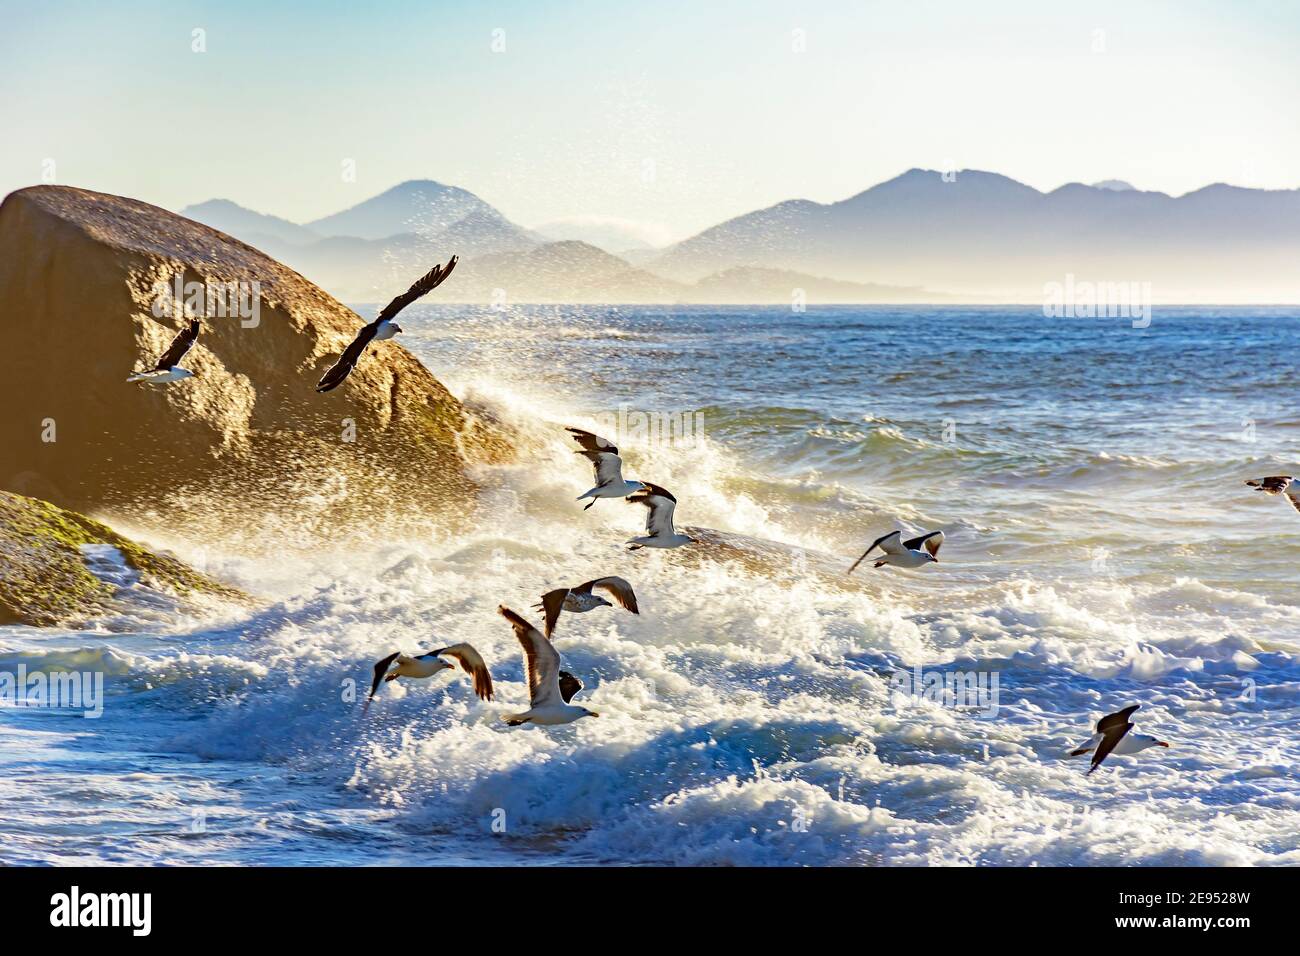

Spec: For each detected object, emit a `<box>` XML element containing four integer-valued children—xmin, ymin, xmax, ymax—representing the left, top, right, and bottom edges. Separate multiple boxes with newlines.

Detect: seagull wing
<box><xmin>539</xmin><ymin>588</ymin><xmax>569</xmax><ymax>638</ymax></box>
<box><xmin>567</xmin><ymin>427</ymin><xmax>618</xmax><ymax>455</ymax></box>
<box><xmin>903</xmin><ymin>530</ymin><xmax>944</xmax><ymax>557</ymax></box>
<box><xmin>1087</xmin><ymin>705</ymin><xmax>1140</xmax><ymax>774</ymax></box>
<box><xmin>558</xmin><ymin>670</ymin><xmax>583</xmax><ymax>704</ymax></box>
<box><xmin>1087</xmin><ymin>721</ymin><xmax>1135</xmax><ymax>775</ymax></box>
<box><xmin>1246</xmin><ymin>476</ymin><xmax>1300</xmax><ymax>513</ymax></box>
<box><xmin>627</xmin><ymin>483</ymin><xmax>677</xmax><ymax>537</ymax></box>
<box><xmin>316</xmin><ymin>323</ymin><xmax>379</xmax><ymax>393</ymax></box>
<box><xmin>1095</xmin><ymin>704</ymin><xmax>1141</xmax><ymax>734</ymax></box>
<box><xmin>431</xmin><ymin>642</ymin><xmax>494</xmax><ymax>701</ymax></box>
<box><xmin>368</xmin><ymin>651</ymin><xmax>401</xmax><ymax>700</ymax></box>
<box><xmin>582</xmin><ymin>577</ymin><xmax>639</xmax><ymax>615</ymax></box>
<box><xmin>498</xmin><ymin>606</ymin><xmax>564</xmax><ymax>708</ymax></box>
<box><xmin>848</xmin><ymin>530</ymin><xmax>903</xmax><ymax>574</ymax></box>
<box><xmin>580</xmin><ymin>450</ymin><xmax>624</xmax><ymax>487</ymax></box>
<box><xmin>375</xmin><ymin>256</ymin><xmax>458</xmax><ymax>324</ymax></box>
<box><xmin>150</xmin><ymin>319</ymin><xmax>201</xmax><ymax>371</ymax></box>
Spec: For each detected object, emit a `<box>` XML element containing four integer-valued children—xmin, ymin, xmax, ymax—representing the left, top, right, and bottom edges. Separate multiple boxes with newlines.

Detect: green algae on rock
<box><xmin>0</xmin><ymin>491</ymin><xmax>246</xmax><ymax>627</ymax></box>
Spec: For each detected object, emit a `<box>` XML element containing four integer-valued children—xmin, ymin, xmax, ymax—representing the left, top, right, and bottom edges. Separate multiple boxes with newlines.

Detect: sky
<box><xmin>2</xmin><ymin>0</ymin><xmax>1298</xmax><ymax>243</ymax></box>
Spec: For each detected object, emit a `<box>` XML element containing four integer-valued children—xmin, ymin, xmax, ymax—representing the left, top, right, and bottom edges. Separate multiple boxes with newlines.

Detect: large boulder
<box><xmin>0</xmin><ymin>186</ymin><xmax>509</xmax><ymax>544</ymax></box>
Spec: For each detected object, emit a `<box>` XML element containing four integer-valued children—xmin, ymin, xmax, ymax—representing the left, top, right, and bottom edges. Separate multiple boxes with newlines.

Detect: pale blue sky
<box><xmin>2</xmin><ymin>0</ymin><xmax>1297</xmax><ymax>241</ymax></box>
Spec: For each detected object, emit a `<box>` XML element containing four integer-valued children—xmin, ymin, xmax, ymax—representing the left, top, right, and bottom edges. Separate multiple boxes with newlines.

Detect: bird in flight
<box><xmin>127</xmin><ymin>318</ymin><xmax>201</xmax><ymax>384</ymax></box>
<box><xmin>1068</xmin><ymin>704</ymin><xmax>1170</xmax><ymax>775</ymax></box>
<box><xmin>366</xmin><ymin>642</ymin><xmax>493</xmax><ymax>709</ymax></box>
<box><xmin>568</xmin><ymin>427</ymin><xmax>644</xmax><ymax>509</ymax></box>
<box><xmin>1244</xmin><ymin>475</ymin><xmax>1300</xmax><ymax>514</ymax></box>
<box><xmin>498</xmin><ymin>606</ymin><xmax>599</xmax><ymax>726</ymax></box>
<box><xmin>316</xmin><ymin>255</ymin><xmax>458</xmax><ymax>393</ymax></box>
<box><xmin>625</xmin><ymin>483</ymin><xmax>695</xmax><ymax>550</ymax></box>
<box><xmin>534</xmin><ymin>576</ymin><xmax>640</xmax><ymax>638</ymax></box>
<box><xmin>848</xmin><ymin>529</ymin><xmax>943</xmax><ymax>573</ymax></box>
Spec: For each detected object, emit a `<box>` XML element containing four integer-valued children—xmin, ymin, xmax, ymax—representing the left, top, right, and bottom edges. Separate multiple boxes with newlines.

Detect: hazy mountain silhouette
<box><xmin>180</xmin><ymin>198</ymin><xmax>321</xmax><ymax>247</ymax></box>
<box><xmin>650</xmin><ymin>168</ymin><xmax>1300</xmax><ymax>301</ymax></box>
<box><xmin>175</xmin><ymin>169</ymin><xmax>1300</xmax><ymax>303</ymax></box>
<box><xmin>304</xmin><ymin>179</ymin><xmax>507</xmax><ymax>240</ymax></box>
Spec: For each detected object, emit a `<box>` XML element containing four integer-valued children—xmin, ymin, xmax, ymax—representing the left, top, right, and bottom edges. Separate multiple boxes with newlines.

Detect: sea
<box><xmin>2</xmin><ymin>305</ymin><xmax>1298</xmax><ymax>866</ymax></box>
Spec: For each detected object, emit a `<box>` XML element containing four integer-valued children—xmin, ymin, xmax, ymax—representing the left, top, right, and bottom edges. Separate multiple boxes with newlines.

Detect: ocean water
<box><xmin>3</xmin><ymin>305</ymin><xmax>1299</xmax><ymax>866</ymax></box>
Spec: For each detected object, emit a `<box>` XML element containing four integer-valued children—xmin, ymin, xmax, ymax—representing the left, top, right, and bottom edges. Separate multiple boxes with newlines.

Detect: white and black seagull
<box><xmin>127</xmin><ymin>318</ymin><xmax>201</xmax><ymax>384</ymax></box>
<box><xmin>1245</xmin><ymin>475</ymin><xmax>1300</xmax><ymax>514</ymax></box>
<box><xmin>1068</xmin><ymin>704</ymin><xmax>1170</xmax><ymax>775</ymax></box>
<box><xmin>848</xmin><ymin>529</ymin><xmax>944</xmax><ymax>573</ymax></box>
<box><xmin>534</xmin><ymin>577</ymin><xmax>640</xmax><ymax>638</ymax></box>
<box><xmin>498</xmin><ymin>606</ymin><xmax>599</xmax><ymax>726</ymax></box>
<box><xmin>366</xmin><ymin>642</ymin><xmax>493</xmax><ymax>708</ymax></box>
<box><xmin>626</xmin><ymin>482</ymin><xmax>695</xmax><ymax>550</ymax></box>
<box><xmin>568</xmin><ymin>427</ymin><xmax>643</xmax><ymax>509</ymax></box>
<box><xmin>316</xmin><ymin>255</ymin><xmax>458</xmax><ymax>393</ymax></box>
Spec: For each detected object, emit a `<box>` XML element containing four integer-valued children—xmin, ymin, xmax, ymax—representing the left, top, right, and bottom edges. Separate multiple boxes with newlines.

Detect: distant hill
<box><xmin>533</xmin><ymin>217</ymin><xmax>660</xmax><ymax>254</ymax></box>
<box><xmin>649</xmin><ymin>168</ymin><xmax>1300</xmax><ymax>301</ymax></box>
<box><xmin>445</xmin><ymin>241</ymin><xmax>686</xmax><ymax>303</ymax></box>
<box><xmin>180</xmin><ymin>198</ymin><xmax>321</xmax><ymax>247</ymax></box>
<box><xmin>304</xmin><ymin>179</ymin><xmax>509</xmax><ymax>241</ymax></box>
<box><xmin>179</xmin><ymin>181</ymin><xmax>541</xmax><ymax>301</ymax></box>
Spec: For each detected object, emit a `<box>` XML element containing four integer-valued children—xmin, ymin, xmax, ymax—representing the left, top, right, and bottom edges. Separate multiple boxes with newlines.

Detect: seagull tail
<box><xmin>126</xmin><ymin>371</ymin><xmax>149</xmax><ymax>383</ymax></box>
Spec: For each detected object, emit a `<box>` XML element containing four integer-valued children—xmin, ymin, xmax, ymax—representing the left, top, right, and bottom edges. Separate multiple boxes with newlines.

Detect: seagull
<box><xmin>1245</xmin><ymin>476</ymin><xmax>1300</xmax><ymax>514</ymax></box>
<box><xmin>848</xmin><ymin>529</ymin><xmax>943</xmax><ymax>573</ymax></box>
<box><xmin>366</xmin><ymin>642</ymin><xmax>493</xmax><ymax>709</ymax></box>
<box><xmin>534</xmin><ymin>577</ymin><xmax>640</xmax><ymax>638</ymax></box>
<box><xmin>316</xmin><ymin>255</ymin><xmax>458</xmax><ymax>393</ymax></box>
<box><xmin>498</xmin><ymin>606</ymin><xmax>599</xmax><ymax>726</ymax></box>
<box><xmin>127</xmin><ymin>318</ymin><xmax>200</xmax><ymax>384</ymax></box>
<box><xmin>625</xmin><ymin>483</ymin><xmax>695</xmax><ymax>550</ymax></box>
<box><xmin>1068</xmin><ymin>704</ymin><xmax>1170</xmax><ymax>775</ymax></box>
<box><xmin>568</xmin><ymin>427</ymin><xmax>643</xmax><ymax>509</ymax></box>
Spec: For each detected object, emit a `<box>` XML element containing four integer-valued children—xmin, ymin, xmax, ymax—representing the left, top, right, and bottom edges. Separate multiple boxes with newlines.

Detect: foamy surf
<box><xmin>2</xmin><ymin>306</ymin><xmax>1299</xmax><ymax>866</ymax></box>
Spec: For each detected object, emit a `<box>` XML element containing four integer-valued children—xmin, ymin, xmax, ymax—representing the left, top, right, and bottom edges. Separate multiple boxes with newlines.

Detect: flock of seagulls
<box><xmin>126</xmin><ymin>259</ymin><xmax>1195</xmax><ymax>767</ymax></box>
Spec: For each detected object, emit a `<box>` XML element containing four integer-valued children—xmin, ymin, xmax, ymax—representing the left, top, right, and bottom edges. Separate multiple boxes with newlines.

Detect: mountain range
<box><xmin>179</xmin><ymin>171</ymin><xmax>1300</xmax><ymax>304</ymax></box>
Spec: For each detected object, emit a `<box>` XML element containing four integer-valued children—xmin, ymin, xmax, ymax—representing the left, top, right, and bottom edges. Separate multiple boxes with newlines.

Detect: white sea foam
<box><xmin>3</xmin><ymin>310</ymin><xmax>1299</xmax><ymax>866</ymax></box>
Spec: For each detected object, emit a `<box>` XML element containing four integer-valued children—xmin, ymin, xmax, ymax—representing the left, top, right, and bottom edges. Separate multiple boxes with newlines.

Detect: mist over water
<box><xmin>3</xmin><ymin>306</ymin><xmax>1299</xmax><ymax>866</ymax></box>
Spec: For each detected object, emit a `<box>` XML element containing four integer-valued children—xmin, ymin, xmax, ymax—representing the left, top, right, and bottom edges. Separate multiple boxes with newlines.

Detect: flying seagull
<box><xmin>568</xmin><ymin>427</ymin><xmax>643</xmax><ymax>509</ymax></box>
<box><xmin>127</xmin><ymin>318</ymin><xmax>201</xmax><ymax>384</ymax></box>
<box><xmin>1068</xmin><ymin>704</ymin><xmax>1170</xmax><ymax>775</ymax></box>
<box><xmin>534</xmin><ymin>576</ymin><xmax>640</xmax><ymax>638</ymax></box>
<box><xmin>498</xmin><ymin>606</ymin><xmax>599</xmax><ymax>726</ymax></box>
<box><xmin>626</xmin><ymin>482</ymin><xmax>695</xmax><ymax>550</ymax></box>
<box><xmin>366</xmin><ymin>642</ymin><xmax>493</xmax><ymax>709</ymax></box>
<box><xmin>848</xmin><ymin>529</ymin><xmax>943</xmax><ymax>573</ymax></box>
<box><xmin>1245</xmin><ymin>476</ymin><xmax>1300</xmax><ymax>514</ymax></box>
<box><xmin>316</xmin><ymin>255</ymin><xmax>458</xmax><ymax>393</ymax></box>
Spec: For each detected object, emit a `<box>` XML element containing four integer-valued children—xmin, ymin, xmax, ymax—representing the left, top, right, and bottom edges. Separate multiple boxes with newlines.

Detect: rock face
<box><xmin>0</xmin><ymin>186</ymin><xmax>509</xmax><ymax>543</ymax></box>
<box><xmin>0</xmin><ymin>491</ymin><xmax>244</xmax><ymax>626</ymax></box>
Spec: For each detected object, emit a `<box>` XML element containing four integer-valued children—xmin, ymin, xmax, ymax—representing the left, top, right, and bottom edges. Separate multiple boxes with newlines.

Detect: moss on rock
<box><xmin>0</xmin><ymin>490</ymin><xmax>246</xmax><ymax>627</ymax></box>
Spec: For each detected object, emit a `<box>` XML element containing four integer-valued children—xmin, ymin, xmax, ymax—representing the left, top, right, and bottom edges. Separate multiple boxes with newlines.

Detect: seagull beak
<box><xmin>1157</xmin><ymin>741</ymin><xmax>1170</xmax><ymax>747</ymax></box>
